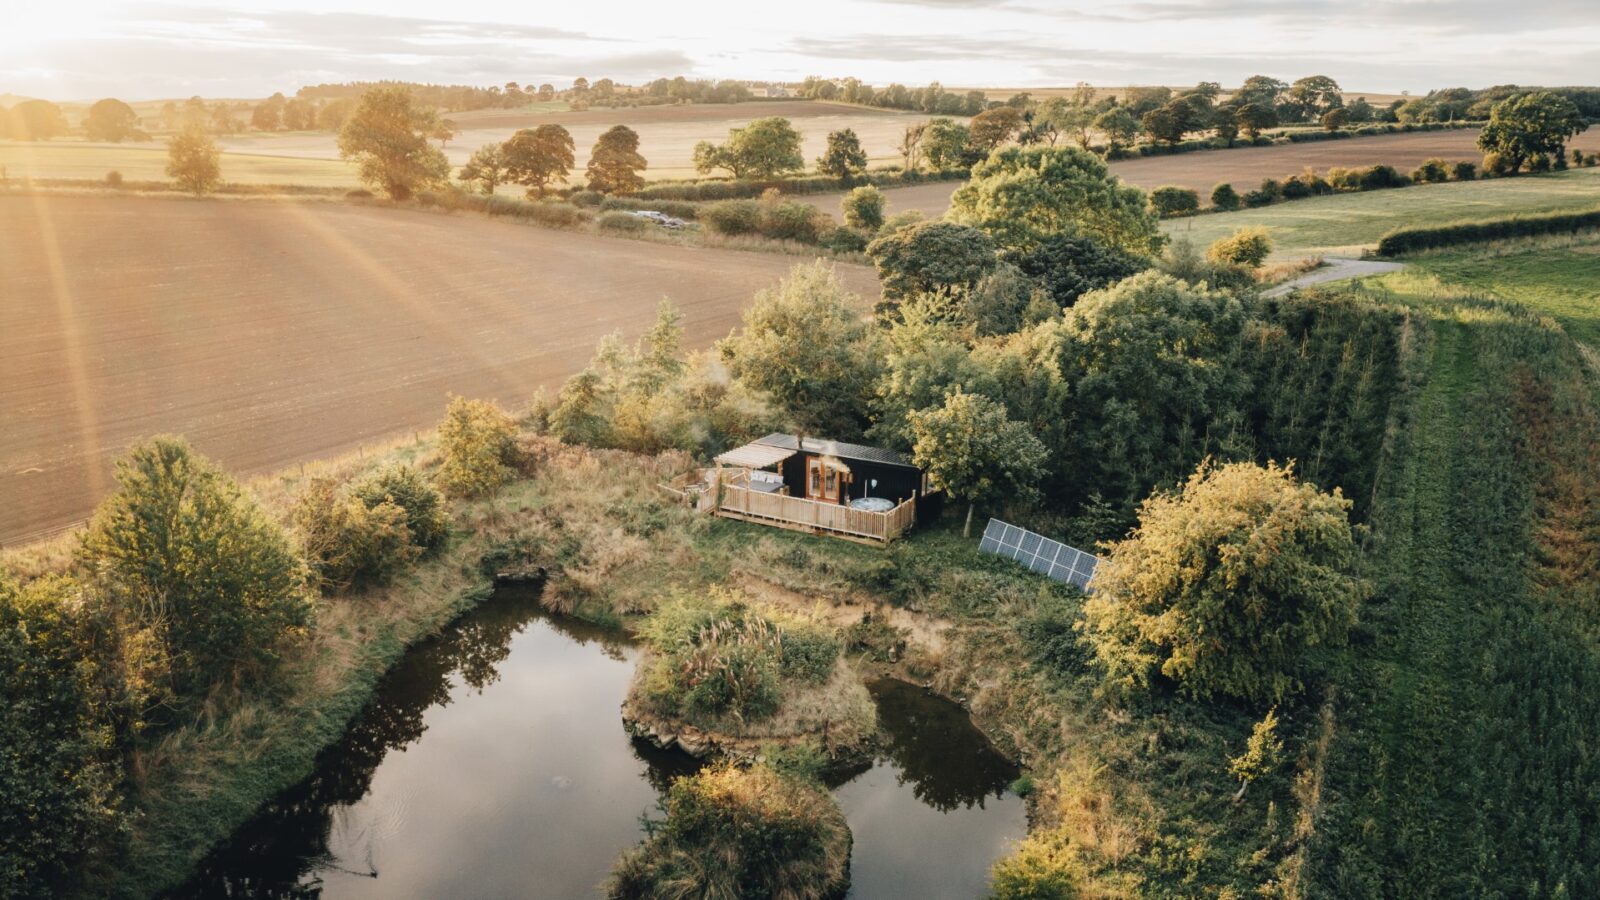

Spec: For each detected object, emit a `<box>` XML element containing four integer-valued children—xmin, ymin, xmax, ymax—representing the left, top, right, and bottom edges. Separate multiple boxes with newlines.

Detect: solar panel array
<box><xmin>978</xmin><ymin>519</ymin><xmax>1101</xmax><ymax>591</ymax></box>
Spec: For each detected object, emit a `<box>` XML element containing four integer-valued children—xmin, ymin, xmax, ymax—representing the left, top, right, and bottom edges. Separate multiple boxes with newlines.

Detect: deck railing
<box><xmin>707</xmin><ymin>469</ymin><xmax>915</xmax><ymax>544</ymax></box>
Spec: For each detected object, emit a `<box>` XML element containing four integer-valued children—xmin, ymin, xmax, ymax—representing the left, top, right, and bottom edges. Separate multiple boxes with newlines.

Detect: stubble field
<box><xmin>0</xmin><ymin>193</ymin><xmax>879</xmax><ymax>544</ymax></box>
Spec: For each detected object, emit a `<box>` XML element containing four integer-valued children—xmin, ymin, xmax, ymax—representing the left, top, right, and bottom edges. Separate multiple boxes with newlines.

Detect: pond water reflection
<box><xmin>173</xmin><ymin>586</ymin><xmax>1024</xmax><ymax>899</ymax></box>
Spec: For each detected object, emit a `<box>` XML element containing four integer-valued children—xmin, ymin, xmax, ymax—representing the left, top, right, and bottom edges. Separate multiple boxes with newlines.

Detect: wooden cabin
<box><xmin>701</xmin><ymin>433</ymin><xmax>937</xmax><ymax>544</ymax></box>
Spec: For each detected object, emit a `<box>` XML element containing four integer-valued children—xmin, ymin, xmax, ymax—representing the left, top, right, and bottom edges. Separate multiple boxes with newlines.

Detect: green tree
<box><xmin>969</xmin><ymin>106</ymin><xmax>1025</xmax><ymax>152</ymax></box>
<box><xmin>865</xmin><ymin>220</ymin><xmax>998</xmax><ymax>302</ymax></box>
<box><xmin>719</xmin><ymin>262</ymin><xmax>881</xmax><ymax>439</ymax></box>
<box><xmin>1093</xmin><ymin>106</ymin><xmax>1140</xmax><ymax>154</ymax></box>
<box><xmin>908</xmin><ymin>390</ymin><xmax>1048</xmax><ymax>536</ymax></box>
<box><xmin>251</xmin><ymin>93</ymin><xmax>286</xmax><ymax>131</ymax></box>
<box><xmin>166</xmin><ymin>127</ymin><xmax>222</xmax><ymax>195</ymax></box>
<box><xmin>585</xmin><ymin>124</ymin><xmax>647</xmax><ymax>194</ymax></box>
<box><xmin>7</xmin><ymin>99</ymin><xmax>68</xmax><ymax>141</ymax></box>
<box><xmin>336</xmin><ymin>87</ymin><xmax>450</xmax><ymax>200</ymax></box>
<box><xmin>1321</xmin><ymin>107</ymin><xmax>1351</xmax><ymax>131</ymax></box>
<box><xmin>84</xmin><ymin>98</ymin><xmax>140</xmax><ymax>142</ymax></box>
<box><xmin>0</xmin><ymin>574</ymin><xmax>125</xmax><ymax>897</ymax></box>
<box><xmin>77</xmin><ymin>437</ymin><xmax>311</xmax><ymax>700</ymax></box>
<box><xmin>1234</xmin><ymin>101</ymin><xmax>1278</xmax><ymax>139</ymax></box>
<box><xmin>1206</xmin><ymin>226</ymin><xmax>1273</xmax><ymax>268</ymax></box>
<box><xmin>458</xmin><ymin>143</ymin><xmax>508</xmax><ymax>194</ymax></box>
<box><xmin>948</xmin><ymin>145</ymin><xmax>1163</xmax><ymax>255</ymax></box>
<box><xmin>1082</xmin><ymin>460</ymin><xmax>1366</xmax><ymax>702</ymax></box>
<box><xmin>922</xmin><ymin>117</ymin><xmax>972</xmax><ymax>170</ymax></box>
<box><xmin>1053</xmin><ymin>272</ymin><xmax>1250</xmax><ymax>506</ymax></box>
<box><xmin>816</xmin><ymin>128</ymin><xmax>868</xmax><ymax>179</ymax></box>
<box><xmin>503</xmin><ymin>124</ymin><xmax>575</xmax><ymax>197</ymax></box>
<box><xmin>1210</xmin><ymin>182</ymin><xmax>1242</xmax><ymax>210</ymax></box>
<box><xmin>436</xmin><ymin>397</ymin><xmax>521</xmax><ymax>497</ymax></box>
<box><xmin>1288</xmin><ymin>75</ymin><xmax>1344</xmax><ymax>120</ymax></box>
<box><xmin>1004</xmin><ymin>233</ymin><xmax>1147</xmax><ymax>309</ymax></box>
<box><xmin>841</xmin><ymin>184</ymin><xmax>885</xmax><ymax>231</ymax></box>
<box><xmin>1477</xmin><ymin>91</ymin><xmax>1587</xmax><ymax>174</ymax></box>
<box><xmin>693</xmin><ymin>117</ymin><xmax>804</xmax><ymax>179</ymax></box>
<box><xmin>1234</xmin><ymin>75</ymin><xmax>1288</xmax><ymax>110</ymax></box>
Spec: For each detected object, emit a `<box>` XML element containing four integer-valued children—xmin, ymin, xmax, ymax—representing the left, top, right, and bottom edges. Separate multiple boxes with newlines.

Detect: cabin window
<box><xmin>825</xmin><ymin>469</ymin><xmax>837</xmax><ymax>497</ymax></box>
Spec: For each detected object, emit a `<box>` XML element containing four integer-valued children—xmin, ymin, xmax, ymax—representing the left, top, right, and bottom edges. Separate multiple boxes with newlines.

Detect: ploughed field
<box><xmin>0</xmin><ymin>194</ymin><xmax>878</xmax><ymax>545</ymax></box>
<box><xmin>809</xmin><ymin>127</ymin><xmax>1490</xmax><ymax>219</ymax></box>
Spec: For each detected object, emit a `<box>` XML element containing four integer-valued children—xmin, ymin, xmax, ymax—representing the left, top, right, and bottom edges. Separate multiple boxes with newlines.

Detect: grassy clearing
<box><xmin>0</xmin><ymin>140</ymin><xmax>360</xmax><ymax>187</ymax></box>
<box><xmin>1392</xmin><ymin>232</ymin><xmax>1600</xmax><ymax>346</ymax></box>
<box><xmin>1161</xmin><ymin>168</ymin><xmax>1600</xmax><ymax>256</ymax></box>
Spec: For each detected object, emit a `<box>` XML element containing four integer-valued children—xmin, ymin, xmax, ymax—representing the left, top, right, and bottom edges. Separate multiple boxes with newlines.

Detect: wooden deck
<box><xmin>701</xmin><ymin>469</ymin><xmax>916</xmax><ymax>545</ymax></box>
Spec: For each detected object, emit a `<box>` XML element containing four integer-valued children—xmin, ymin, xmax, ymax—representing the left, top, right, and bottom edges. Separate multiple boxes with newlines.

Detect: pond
<box><xmin>173</xmin><ymin>585</ymin><xmax>1026</xmax><ymax>899</ymax></box>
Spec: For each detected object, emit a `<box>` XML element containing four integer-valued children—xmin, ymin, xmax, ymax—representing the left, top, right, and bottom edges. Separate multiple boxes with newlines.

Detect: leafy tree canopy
<box><xmin>909</xmin><ymin>389</ymin><xmax>1048</xmax><ymax>536</ymax></box>
<box><xmin>503</xmin><ymin>123</ymin><xmax>576</xmax><ymax>197</ymax></box>
<box><xmin>84</xmin><ymin>98</ymin><xmax>140</xmax><ymax>142</ymax></box>
<box><xmin>336</xmin><ymin>86</ymin><xmax>450</xmax><ymax>200</ymax></box>
<box><xmin>1477</xmin><ymin>91</ymin><xmax>1588</xmax><ymax>173</ymax></box>
<box><xmin>1082</xmin><ymin>459</ymin><xmax>1367</xmax><ymax>702</ymax></box>
<box><xmin>948</xmin><ymin>145</ymin><xmax>1164</xmax><ymax>256</ymax></box>
<box><xmin>866</xmin><ymin>220</ymin><xmax>998</xmax><ymax>302</ymax></box>
<box><xmin>585</xmin><ymin>124</ymin><xmax>647</xmax><ymax>194</ymax></box>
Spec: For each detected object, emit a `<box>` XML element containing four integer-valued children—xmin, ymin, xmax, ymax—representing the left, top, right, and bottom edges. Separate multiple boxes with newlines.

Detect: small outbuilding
<box><xmin>699</xmin><ymin>432</ymin><xmax>939</xmax><ymax>544</ymax></box>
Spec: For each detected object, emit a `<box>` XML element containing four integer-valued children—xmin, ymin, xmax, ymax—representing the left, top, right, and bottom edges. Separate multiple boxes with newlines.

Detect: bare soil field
<box><xmin>807</xmin><ymin>128</ymin><xmax>1487</xmax><ymax>219</ymax></box>
<box><xmin>0</xmin><ymin>193</ymin><xmax>878</xmax><ymax>545</ymax></box>
<box><xmin>214</xmin><ymin>100</ymin><xmax>935</xmax><ymax>181</ymax></box>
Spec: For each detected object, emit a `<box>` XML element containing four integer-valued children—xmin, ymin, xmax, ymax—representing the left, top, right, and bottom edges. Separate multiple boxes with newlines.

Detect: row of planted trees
<box><xmin>0</xmin><ymin>396</ymin><xmax>532</xmax><ymax>895</ymax></box>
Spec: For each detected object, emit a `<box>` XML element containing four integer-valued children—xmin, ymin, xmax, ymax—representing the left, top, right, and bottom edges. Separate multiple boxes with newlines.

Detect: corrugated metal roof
<box><xmin>754</xmin><ymin>433</ymin><xmax>917</xmax><ymax>469</ymax></box>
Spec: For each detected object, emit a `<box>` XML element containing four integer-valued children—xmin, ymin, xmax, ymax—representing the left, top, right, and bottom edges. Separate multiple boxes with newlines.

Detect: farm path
<box><xmin>0</xmin><ymin>194</ymin><xmax>878</xmax><ymax>546</ymax></box>
<box><xmin>1262</xmin><ymin>258</ymin><xmax>1406</xmax><ymax>297</ymax></box>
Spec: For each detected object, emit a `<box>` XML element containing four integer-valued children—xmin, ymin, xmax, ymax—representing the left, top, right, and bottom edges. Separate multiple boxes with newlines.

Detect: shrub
<box><xmin>104</xmin><ymin>170</ymin><xmax>123</xmax><ymax>188</ymax></box>
<box><xmin>607</xmin><ymin>764</ymin><xmax>851</xmax><ymax>900</ymax></box>
<box><xmin>0</xmin><ymin>574</ymin><xmax>125</xmax><ymax>896</ymax></box>
<box><xmin>351</xmin><ymin>464</ymin><xmax>449</xmax><ymax>553</ymax></box>
<box><xmin>77</xmin><ymin>437</ymin><xmax>311</xmax><ymax>699</ymax></box>
<box><xmin>1326</xmin><ymin>166</ymin><xmax>1361</xmax><ymax>191</ymax></box>
<box><xmin>760</xmin><ymin>198</ymin><xmax>827</xmax><ymax>243</ymax></box>
<box><xmin>345</xmin><ymin>188</ymin><xmax>374</xmax><ymax>199</ymax></box>
<box><xmin>1359</xmin><ymin>164</ymin><xmax>1409</xmax><ymax>190</ymax></box>
<box><xmin>1242</xmin><ymin>188</ymin><xmax>1278</xmax><ymax>208</ymax></box>
<box><xmin>1280</xmin><ymin>176</ymin><xmax>1312</xmax><ymax>199</ymax></box>
<box><xmin>1412</xmin><ymin>157</ymin><xmax>1450</xmax><ymax>183</ymax></box>
<box><xmin>701</xmin><ymin>198</ymin><xmax>763</xmax><ymax>235</ymax></box>
<box><xmin>293</xmin><ymin>477</ymin><xmax>419</xmax><ymax>593</ymax></box>
<box><xmin>436</xmin><ymin>397</ymin><xmax>521</xmax><ymax>497</ymax></box>
<box><xmin>597</xmin><ymin>210</ymin><xmax>648</xmax><ymax>232</ymax></box>
<box><xmin>1210</xmin><ymin>182</ymin><xmax>1242</xmax><ymax>210</ymax></box>
<box><xmin>1375</xmin><ymin>205</ymin><xmax>1600</xmax><ymax>255</ymax></box>
<box><xmin>990</xmin><ymin>827</ymin><xmax>1086</xmax><ymax>900</ymax></box>
<box><xmin>819</xmin><ymin>225</ymin><xmax>871</xmax><ymax>254</ymax></box>
<box><xmin>1483</xmin><ymin>151</ymin><xmax>1515</xmax><ymax>177</ymax></box>
<box><xmin>840</xmin><ymin>184</ymin><xmax>885</xmax><ymax>231</ymax></box>
<box><xmin>569</xmin><ymin>189</ymin><xmax>603</xmax><ymax>207</ymax></box>
<box><xmin>1149</xmin><ymin>185</ymin><xmax>1200</xmax><ymax>218</ymax></box>
<box><xmin>1451</xmin><ymin>160</ymin><xmax>1478</xmax><ymax>181</ymax></box>
<box><xmin>1207</xmin><ymin>227</ymin><xmax>1273</xmax><ymax>268</ymax></box>
<box><xmin>1081</xmin><ymin>460</ymin><xmax>1366</xmax><ymax>702</ymax></box>
<box><xmin>779</xmin><ymin>623</ymin><xmax>842</xmax><ymax>684</ymax></box>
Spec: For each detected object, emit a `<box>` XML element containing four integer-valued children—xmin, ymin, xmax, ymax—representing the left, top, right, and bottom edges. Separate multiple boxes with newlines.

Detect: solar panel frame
<box><xmin>977</xmin><ymin>518</ymin><xmax>1101</xmax><ymax>591</ymax></box>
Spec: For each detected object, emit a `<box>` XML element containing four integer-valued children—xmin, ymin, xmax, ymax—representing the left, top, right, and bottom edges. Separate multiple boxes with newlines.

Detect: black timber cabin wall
<box><xmin>771</xmin><ymin>448</ymin><xmax>945</xmax><ymax>525</ymax></box>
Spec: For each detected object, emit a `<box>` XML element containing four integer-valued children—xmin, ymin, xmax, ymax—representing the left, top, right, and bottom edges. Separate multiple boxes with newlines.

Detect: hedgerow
<box><xmin>1375</xmin><ymin>206</ymin><xmax>1600</xmax><ymax>255</ymax></box>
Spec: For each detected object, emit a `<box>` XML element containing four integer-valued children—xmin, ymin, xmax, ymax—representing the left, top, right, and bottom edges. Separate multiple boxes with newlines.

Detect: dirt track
<box><xmin>808</xmin><ymin>128</ymin><xmax>1487</xmax><ymax>219</ymax></box>
<box><xmin>0</xmin><ymin>194</ymin><xmax>878</xmax><ymax>545</ymax></box>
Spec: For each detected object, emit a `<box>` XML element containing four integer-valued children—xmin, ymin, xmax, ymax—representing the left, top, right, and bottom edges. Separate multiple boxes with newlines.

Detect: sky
<box><xmin>3</xmin><ymin>0</ymin><xmax>1598</xmax><ymax>101</ymax></box>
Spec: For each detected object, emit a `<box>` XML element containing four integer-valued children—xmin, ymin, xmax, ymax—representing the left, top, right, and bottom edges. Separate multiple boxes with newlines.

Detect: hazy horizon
<box><xmin>4</xmin><ymin>0</ymin><xmax>1598</xmax><ymax>103</ymax></box>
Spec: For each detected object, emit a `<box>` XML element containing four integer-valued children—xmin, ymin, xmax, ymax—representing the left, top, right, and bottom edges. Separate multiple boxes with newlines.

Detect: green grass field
<box><xmin>1162</xmin><ymin>168</ymin><xmax>1600</xmax><ymax>257</ymax></box>
<box><xmin>0</xmin><ymin>140</ymin><xmax>360</xmax><ymax>186</ymax></box>
<box><xmin>1389</xmin><ymin>235</ymin><xmax>1600</xmax><ymax>346</ymax></box>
